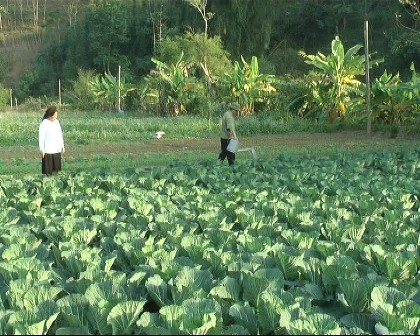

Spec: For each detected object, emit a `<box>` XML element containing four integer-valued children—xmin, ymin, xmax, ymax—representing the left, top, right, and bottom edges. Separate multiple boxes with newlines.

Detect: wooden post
<box><xmin>364</xmin><ymin>2</ymin><xmax>372</xmax><ymax>135</ymax></box>
<box><xmin>58</xmin><ymin>79</ymin><xmax>62</xmax><ymax>105</ymax></box>
<box><xmin>9</xmin><ymin>89</ymin><xmax>12</xmax><ymax>111</ymax></box>
<box><xmin>118</xmin><ymin>65</ymin><xmax>121</xmax><ymax>112</ymax></box>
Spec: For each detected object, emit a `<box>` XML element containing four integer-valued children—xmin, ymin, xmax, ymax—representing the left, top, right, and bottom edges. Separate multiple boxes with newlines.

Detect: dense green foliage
<box><xmin>0</xmin><ymin>0</ymin><xmax>419</xmax><ymax>100</ymax></box>
<box><xmin>0</xmin><ymin>3</ymin><xmax>418</xmax><ymax>334</ymax></box>
<box><xmin>0</xmin><ymin>149</ymin><xmax>419</xmax><ymax>334</ymax></box>
<box><xmin>0</xmin><ymin>0</ymin><xmax>419</xmax><ymax>131</ymax></box>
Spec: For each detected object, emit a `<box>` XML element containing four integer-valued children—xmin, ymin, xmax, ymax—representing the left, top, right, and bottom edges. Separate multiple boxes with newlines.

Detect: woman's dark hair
<box><xmin>42</xmin><ymin>106</ymin><xmax>57</xmax><ymax>120</ymax></box>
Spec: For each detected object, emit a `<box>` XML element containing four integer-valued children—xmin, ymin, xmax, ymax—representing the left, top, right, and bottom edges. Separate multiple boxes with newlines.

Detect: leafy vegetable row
<box><xmin>0</xmin><ymin>149</ymin><xmax>418</xmax><ymax>334</ymax></box>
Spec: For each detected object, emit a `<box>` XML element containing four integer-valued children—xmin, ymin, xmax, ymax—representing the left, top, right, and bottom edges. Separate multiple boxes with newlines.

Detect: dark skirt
<box><xmin>42</xmin><ymin>153</ymin><xmax>62</xmax><ymax>175</ymax></box>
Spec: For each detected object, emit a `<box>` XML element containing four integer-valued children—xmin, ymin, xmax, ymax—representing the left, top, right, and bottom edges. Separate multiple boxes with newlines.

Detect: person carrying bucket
<box><xmin>218</xmin><ymin>102</ymin><xmax>240</xmax><ymax>166</ymax></box>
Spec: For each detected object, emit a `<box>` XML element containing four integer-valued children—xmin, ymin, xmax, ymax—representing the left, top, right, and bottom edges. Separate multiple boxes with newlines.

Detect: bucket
<box><xmin>227</xmin><ymin>139</ymin><xmax>239</xmax><ymax>153</ymax></box>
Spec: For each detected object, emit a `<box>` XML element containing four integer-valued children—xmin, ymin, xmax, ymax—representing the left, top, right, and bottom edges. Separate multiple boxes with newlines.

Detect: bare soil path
<box><xmin>0</xmin><ymin>131</ymin><xmax>419</xmax><ymax>161</ymax></box>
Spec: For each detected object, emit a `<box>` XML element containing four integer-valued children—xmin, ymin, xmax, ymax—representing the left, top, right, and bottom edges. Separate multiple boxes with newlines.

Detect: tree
<box><xmin>0</xmin><ymin>6</ymin><xmax>6</xmax><ymax>30</ymax></box>
<box><xmin>395</xmin><ymin>0</ymin><xmax>420</xmax><ymax>49</ymax></box>
<box><xmin>85</xmin><ymin>0</ymin><xmax>130</xmax><ymax>73</ymax></box>
<box><xmin>65</xmin><ymin>0</ymin><xmax>83</xmax><ymax>27</ymax></box>
<box><xmin>147</xmin><ymin>0</ymin><xmax>167</xmax><ymax>50</ymax></box>
<box><xmin>31</xmin><ymin>0</ymin><xmax>39</xmax><ymax>30</ymax></box>
<box><xmin>399</xmin><ymin>0</ymin><xmax>420</xmax><ymax>15</ymax></box>
<box><xmin>155</xmin><ymin>32</ymin><xmax>232</xmax><ymax>92</ymax></box>
<box><xmin>210</xmin><ymin>0</ymin><xmax>282</xmax><ymax>62</ymax></box>
<box><xmin>183</xmin><ymin>0</ymin><xmax>214</xmax><ymax>38</ymax></box>
<box><xmin>387</xmin><ymin>0</ymin><xmax>420</xmax><ymax>78</ymax></box>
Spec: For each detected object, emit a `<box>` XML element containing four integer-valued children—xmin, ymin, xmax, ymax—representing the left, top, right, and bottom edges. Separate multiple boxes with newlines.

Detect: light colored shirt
<box><xmin>220</xmin><ymin>110</ymin><xmax>236</xmax><ymax>139</ymax></box>
<box><xmin>39</xmin><ymin>119</ymin><xmax>64</xmax><ymax>154</ymax></box>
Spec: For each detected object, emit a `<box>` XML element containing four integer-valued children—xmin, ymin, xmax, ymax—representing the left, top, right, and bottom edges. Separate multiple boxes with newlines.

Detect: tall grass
<box><xmin>2</xmin><ymin>109</ymin><xmax>411</xmax><ymax>145</ymax></box>
<box><xmin>1</xmin><ymin>111</ymin><xmax>221</xmax><ymax>145</ymax></box>
<box><xmin>0</xmin><ymin>110</ymin><xmax>418</xmax><ymax>176</ymax></box>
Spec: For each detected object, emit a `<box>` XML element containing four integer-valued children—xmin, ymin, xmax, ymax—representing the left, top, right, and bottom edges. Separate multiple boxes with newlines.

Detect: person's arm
<box><xmin>231</xmin><ymin>128</ymin><xmax>237</xmax><ymax>140</ymax></box>
<box><xmin>226</xmin><ymin>114</ymin><xmax>237</xmax><ymax>139</ymax></box>
<box><xmin>57</xmin><ymin>121</ymin><xmax>65</xmax><ymax>153</ymax></box>
<box><xmin>226</xmin><ymin>128</ymin><xmax>237</xmax><ymax>140</ymax></box>
<box><xmin>39</xmin><ymin>121</ymin><xmax>46</xmax><ymax>158</ymax></box>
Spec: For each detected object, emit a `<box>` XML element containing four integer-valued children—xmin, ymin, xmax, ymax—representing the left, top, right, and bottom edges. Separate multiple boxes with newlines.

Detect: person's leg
<box><xmin>41</xmin><ymin>157</ymin><xmax>46</xmax><ymax>174</ymax></box>
<box><xmin>218</xmin><ymin>138</ymin><xmax>229</xmax><ymax>162</ymax></box>
<box><xmin>51</xmin><ymin>153</ymin><xmax>62</xmax><ymax>174</ymax></box>
<box><xmin>227</xmin><ymin>151</ymin><xmax>235</xmax><ymax>166</ymax></box>
<box><xmin>42</xmin><ymin>154</ymin><xmax>53</xmax><ymax>175</ymax></box>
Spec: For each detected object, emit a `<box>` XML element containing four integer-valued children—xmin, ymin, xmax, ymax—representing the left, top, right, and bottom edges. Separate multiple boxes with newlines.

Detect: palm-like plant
<box><xmin>371</xmin><ymin>63</ymin><xmax>420</xmax><ymax>124</ymax></box>
<box><xmin>145</xmin><ymin>52</ymin><xmax>199</xmax><ymax>116</ymax></box>
<box><xmin>300</xmin><ymin>36</ymin><xmax>371</xmax><ymax>122</ymax></box>
<box><xmin>88</xmin><ymin>72</ymin><xmax>135</xmax><ymax>112</ymax></box>
<box><xmin>218</xmin><ymin>56</ymin><xmax>276</xmax><ymax>115</ymax></box>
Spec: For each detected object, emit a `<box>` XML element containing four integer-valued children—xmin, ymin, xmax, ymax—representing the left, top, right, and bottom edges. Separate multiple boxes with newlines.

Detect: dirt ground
<box><xmin>1</xmin><ymin>131</ymin><xmax>419</xmax><ymax>162</ymax></box>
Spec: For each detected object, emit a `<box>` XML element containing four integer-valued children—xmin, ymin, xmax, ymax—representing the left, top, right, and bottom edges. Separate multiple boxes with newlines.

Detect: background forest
<box><xmin>0</xmin><ymin>0</ymin><xmax>419</xmax><ymax>125</ymax></box>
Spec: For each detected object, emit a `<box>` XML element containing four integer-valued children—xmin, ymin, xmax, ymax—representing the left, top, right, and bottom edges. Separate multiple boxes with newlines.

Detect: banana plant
<box><xmin>371</xmin><ymin>63</ymin><xmax>420</xmax><ymax>124</ymax></box>
<box><xmin>300</xmin><ymin>36</ymin><xmax>379</xmax><ymax>122</ymax></box>
<box><xmin>217</xmin><ymin>56</ymin><xmax>277</xmax><ymax>115</ymax></box>
<box><xmin>88</xmin><ymin>71</ymin><xmax>135</xmax><ymax>112</ymax></box>
<box><xmin>145</xmin><ymin>52</ymin><xmax>199</xmax><ymax>115</ymax></box>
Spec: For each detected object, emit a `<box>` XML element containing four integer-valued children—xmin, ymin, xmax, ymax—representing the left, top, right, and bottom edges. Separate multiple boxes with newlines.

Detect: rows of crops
<box><xmin>0</xmin><ymin>149</ymin><xmax>419</xmax><ymax>334</ymax></box>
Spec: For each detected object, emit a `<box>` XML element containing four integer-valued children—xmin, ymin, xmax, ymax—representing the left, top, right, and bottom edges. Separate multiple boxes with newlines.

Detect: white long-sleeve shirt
<box><xmin>38</xmin><ymin>119</ymin><xmax>64</xmax><ymax>154</ymax></box>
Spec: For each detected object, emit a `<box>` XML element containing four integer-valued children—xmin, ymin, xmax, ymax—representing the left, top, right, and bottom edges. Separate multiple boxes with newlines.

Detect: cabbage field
<box><xmin>0</xmin><ymin>149</ymin><xmax>419</xmax><ymax>335</ymax></box>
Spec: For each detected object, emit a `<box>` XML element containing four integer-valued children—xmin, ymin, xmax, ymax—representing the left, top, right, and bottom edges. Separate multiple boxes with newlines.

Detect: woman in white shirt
<box><xmin>38</xmin><ymin>106</ymin><xmax>65</xmax><ymax>175</ymax></box>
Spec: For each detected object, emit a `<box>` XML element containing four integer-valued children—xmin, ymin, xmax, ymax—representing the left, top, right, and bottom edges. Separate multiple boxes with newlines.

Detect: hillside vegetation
<box><xmin>0</xmin><ymin>0</ymin><xmax>418</xmax><ymax>129</ymax></box>
<box><xmin>0</xmin><ymin>0</ymin><xmax>417</xmax><ymax>96</ymax></box>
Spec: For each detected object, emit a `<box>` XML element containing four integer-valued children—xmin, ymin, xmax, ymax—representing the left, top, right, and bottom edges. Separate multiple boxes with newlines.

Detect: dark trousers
<box><xmin>42</xmin><ymin>153</ymin><xmax>62</xmax><ymax>175</ymax></box>
<box><xmin>218</xmin><ymin>138</ymin><xmax>235</xmax><ymax>166</ymax></box>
